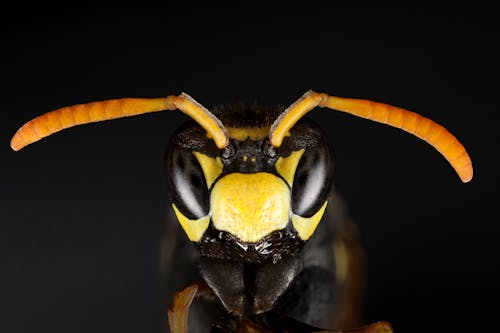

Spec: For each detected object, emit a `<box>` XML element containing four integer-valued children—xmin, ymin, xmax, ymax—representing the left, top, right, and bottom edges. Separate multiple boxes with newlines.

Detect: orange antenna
<box><xmin>10</xmin><ymin>93</ymin><xmax>229</xmax><ymax>151</ymax></box>
<box><xmin>269</xmin><ymin>90</ymin><xmax>473</xmax><ymax>183</ymax></box>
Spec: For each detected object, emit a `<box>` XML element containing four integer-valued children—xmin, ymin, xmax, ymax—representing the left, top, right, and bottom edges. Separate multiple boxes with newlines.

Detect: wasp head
<box><xmin>165</xmin><ymin>104</ymin><xmax>334</xmax><ymax>264</ymax></box>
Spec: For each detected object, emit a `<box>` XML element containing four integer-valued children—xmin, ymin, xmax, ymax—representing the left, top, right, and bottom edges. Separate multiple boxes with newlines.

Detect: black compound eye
<box><xmin>291</xmin><ymin>142</ymin><xmax>334</xmax><ymax>217</ymax></box>
<box><xmin>166</xmin><ymin>148</ymin><xmax>209</xmax><ymax>219</ymax></box>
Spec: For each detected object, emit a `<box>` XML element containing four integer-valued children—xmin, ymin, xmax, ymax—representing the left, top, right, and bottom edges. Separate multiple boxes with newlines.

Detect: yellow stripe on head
<box><xmin>193</xmin><ymin>152</ymin><xmax>223</xmax><ymax>189</ymax></box>
<box><xmin>291</xmin><ymin>201</ymin><xmax>328</xmax><ymax>240</ymax></box>
<box><xmin>225</xmin><ymin>126</ymin><xmax>270</xmax><ymax>141</ymax></box>
<box><xmin>275</xmin><ymin>149</ymin><xmax>305</xmax><ymax>186</ymax></box>
<box><xmin>210</xmin><ymin>173</ymin><xmax>290</xmax><ymax>243</ymax></box>
<box><xmin>172</xmin><ymin>204</ymin><xmax>210</xmax><ymax>242</ymax></box>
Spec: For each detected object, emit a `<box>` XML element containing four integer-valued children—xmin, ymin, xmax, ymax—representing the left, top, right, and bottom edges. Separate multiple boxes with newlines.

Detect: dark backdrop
<box><xmin>2</xmin><ymin>4</ymin><xmax>498</xmax><ymax>333</ymax></box>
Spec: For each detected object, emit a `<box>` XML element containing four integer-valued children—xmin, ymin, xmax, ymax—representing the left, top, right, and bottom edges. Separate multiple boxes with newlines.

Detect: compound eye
<box><xmin>291</xmin><ymin>142</ymin><xmax>334</xmax><ymax>217</ymax></box>
<box><xmin>166</xmin><ymin>148</ymin><xmax>209</xmax><ymax>219</ymax></box>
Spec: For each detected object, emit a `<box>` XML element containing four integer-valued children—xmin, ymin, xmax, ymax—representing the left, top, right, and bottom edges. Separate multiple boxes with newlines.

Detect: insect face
<box><xmin>165</xmin><ymin>109</ymin><xmax>334</xmax><ymax>262</ymax></box>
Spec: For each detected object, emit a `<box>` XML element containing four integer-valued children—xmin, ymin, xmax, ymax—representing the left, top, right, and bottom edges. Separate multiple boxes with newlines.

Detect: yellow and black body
<box><xmin>10</xmin><ymin>90</ymin><xmax>473</xmax><ymax>332</ymax></box>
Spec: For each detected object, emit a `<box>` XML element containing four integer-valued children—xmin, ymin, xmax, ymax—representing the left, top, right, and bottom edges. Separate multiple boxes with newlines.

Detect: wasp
<box><xmin>11</xmin><ymin>90</ymin><xmax>473</xmax><ymax>333</ymax></box>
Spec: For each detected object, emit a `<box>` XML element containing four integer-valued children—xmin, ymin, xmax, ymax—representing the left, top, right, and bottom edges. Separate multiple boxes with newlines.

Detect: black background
<box><xmin>2</xmin><ymin>3</ymin><xmax>498</xmax><ymax>333</ymax></box>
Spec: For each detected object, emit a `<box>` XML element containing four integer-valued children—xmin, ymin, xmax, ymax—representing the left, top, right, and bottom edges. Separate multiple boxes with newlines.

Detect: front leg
<box><xmin>168</xmin><ymin>281</ymin><xmax>216</xmax><ymax>333</ymax></box>
<box><xmin>168</xmin><ymin>283</ymin><xmax>198</xmax><ymax>333</ymax></box>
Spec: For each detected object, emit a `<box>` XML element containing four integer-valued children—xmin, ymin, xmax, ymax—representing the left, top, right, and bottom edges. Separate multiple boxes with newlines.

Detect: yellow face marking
<box><xmin>291</xmin><ymin>201</ymin><xmax>328</xmax><ymax>240</ymax></box>
<box><xmin>226</xmin><ymin>126</ymin><xmax>269</xmax><ymax>141</ymax></box>
<box><xmin>243</xmin><ymin>155</ymin><xmax>248</xmax><ymax>162</ymax></box>
<box><xmin>275</xmin><ymin>149</ymin><xmax>305</xmax><ymax>186</ymax></box>
<box><xmin>172</xmin><ymin>204</ymin><xmax>210</xmax><ymax>242</ymax></box>
<box><xmin>211</xmin><ymin>173</ymin><xmax>290</xmax><ymax>243</ymax></box>
<box><xmin>193</xmin><ymin>152</ymin><xmax>223</xmax><ymax>189</ymax></box>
